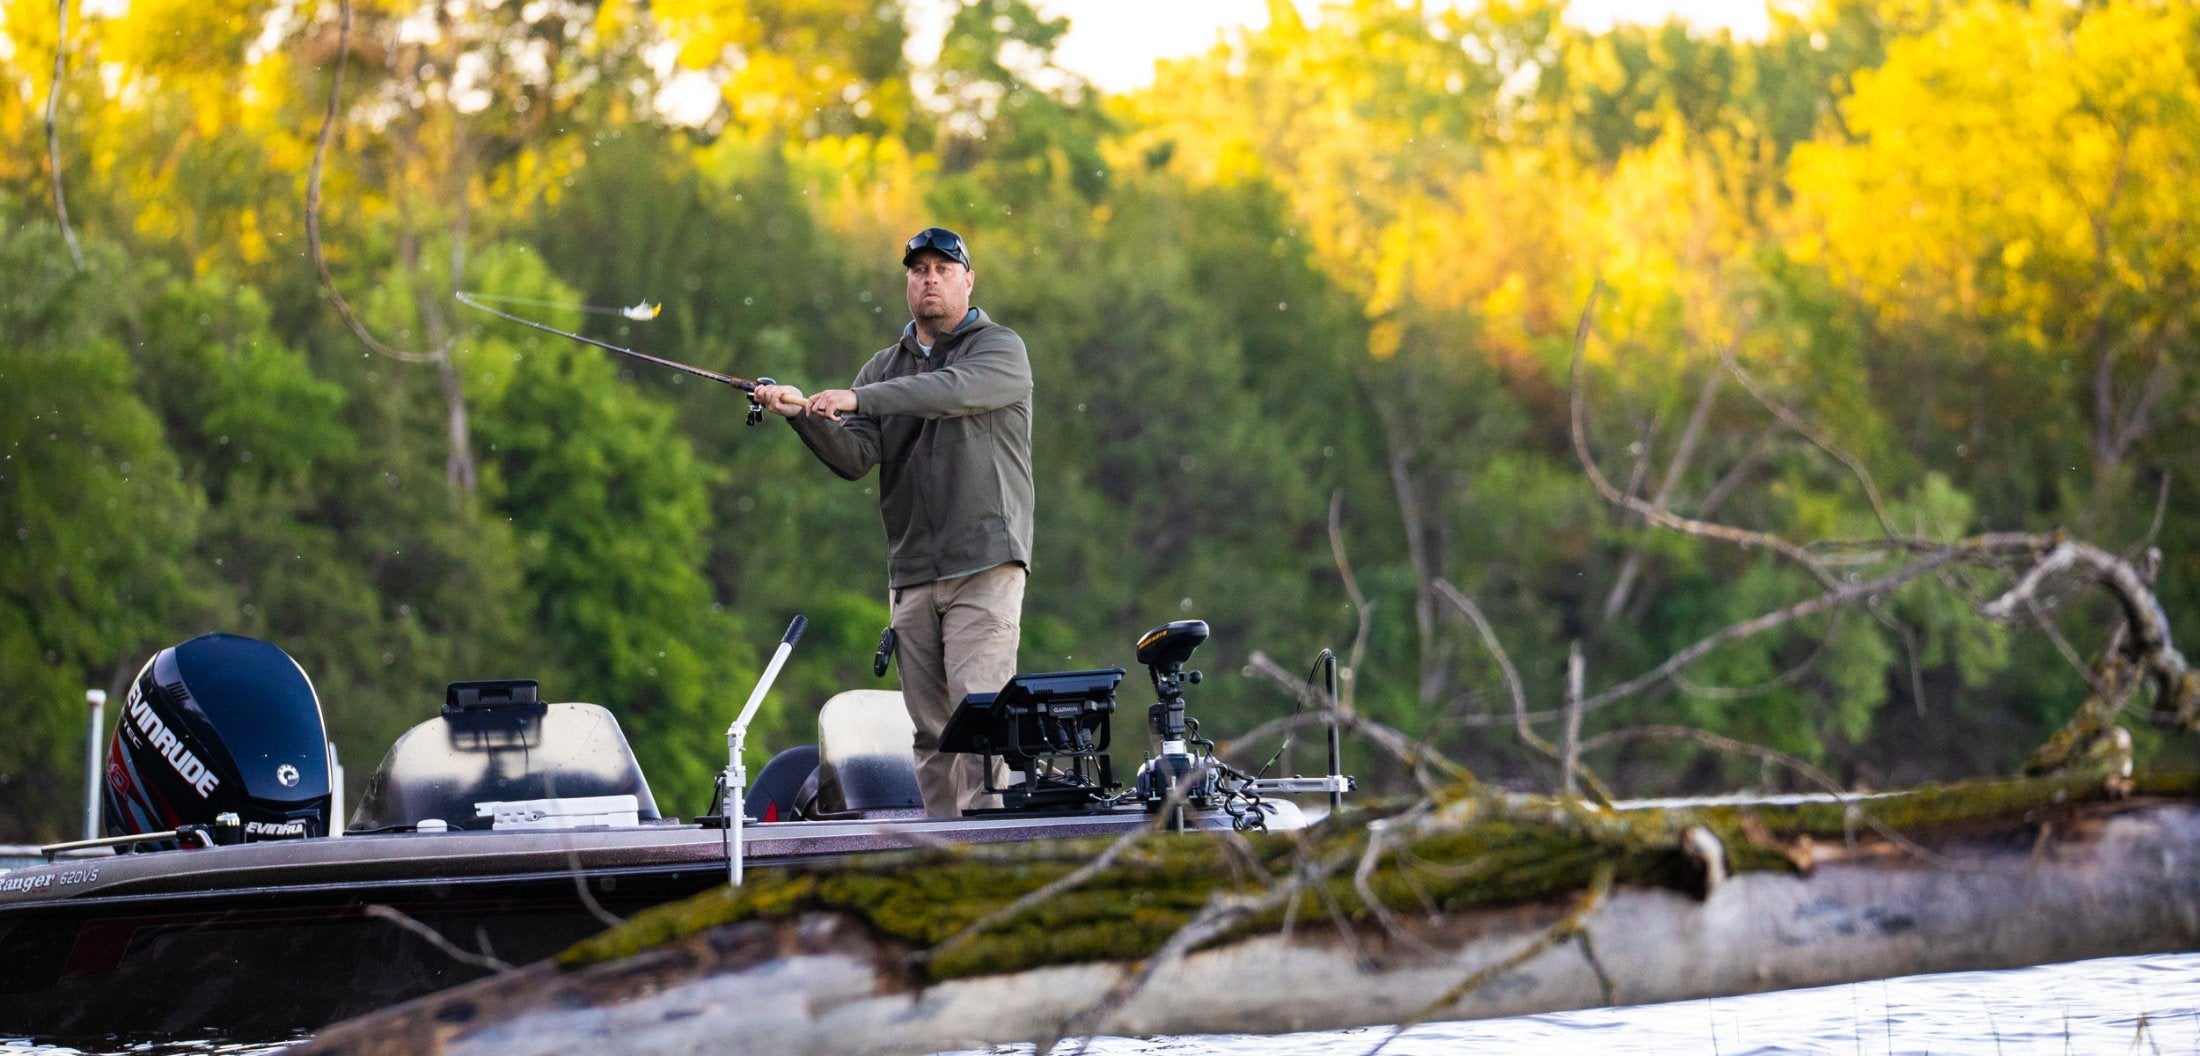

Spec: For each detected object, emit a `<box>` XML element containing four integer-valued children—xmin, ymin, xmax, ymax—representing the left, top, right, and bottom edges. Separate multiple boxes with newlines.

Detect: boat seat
<box><xmin>811</xmin><ymin>690</ymin><xmax>923</xmax><ymax>819</ymax></box>
<box><xmin>744</xmin><ymin>745</ymin><xmax>818</xmax><ymax>822</ymax></box>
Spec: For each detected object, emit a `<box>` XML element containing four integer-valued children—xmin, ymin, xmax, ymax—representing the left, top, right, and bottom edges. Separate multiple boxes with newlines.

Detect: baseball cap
<box><xmin>902</xmin><ymin>227</ymin><xmax>972</xmax><ymax>269</ymax></box>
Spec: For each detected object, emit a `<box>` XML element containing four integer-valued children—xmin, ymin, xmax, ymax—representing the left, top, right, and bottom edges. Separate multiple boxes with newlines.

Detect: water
<box><xmin>9</xmin><ymin>952</ymin><xmax>2198</xmax><ymax>1055</ymax></box>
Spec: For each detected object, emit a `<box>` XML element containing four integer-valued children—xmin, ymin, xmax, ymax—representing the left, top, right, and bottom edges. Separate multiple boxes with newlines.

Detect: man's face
<box><xmin>906</xmin><ymin>250</ymin><xmax>974</xmax><ymax>328</ymax></box>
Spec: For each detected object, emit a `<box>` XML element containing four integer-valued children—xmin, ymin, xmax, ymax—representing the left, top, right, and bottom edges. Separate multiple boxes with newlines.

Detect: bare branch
<box><xmin>1573</xmin><ymin>537</ymin><xmax>2049</xmax><ymax>716</ymax></box>
<box><xmin>364</xmin><ymin>905</ymin><xmax>514</xmax><ymax>973</ymax></box>
<box><xmin>44</xmin><ymin>0</ymin><xmax>85</xmax><ymax>271</ymax></box>
<box><xmin>1578</xmin><ymin>725</ymin><xmax>1958</xmax><ymax>866</ymax></box>
<box><xmin>1353</xmin><ymin>822</ymin><xmax>1438</xmax><ymax>955</ymax></box>
<box><xmin>1050</xmin><ymin>848</ymin><xmax>1355</xmax><ymax>1052</ymax></box>
<box><xmin>1697</xmin><ymin>430</ymin><xmax>1771</xmax><ymax>519</ymax></box>
<box><xmin>1579</xmin><ymin>725</ymin><xmax>1844</xmax><ymax>797</ymax></box>
<box><xmin>928</xmin><ymin>826</ymin><xmax>1156</xmax><ymax>963</ymax></box>
<box><xmin>1373</xmin><ymin>402</ymin><xmax>1452</xmax><ymax>706</ymax></box>
<box><xmin>1670</xmin><ymin>606</ymin><xmax>1845</xmax><ymax>702</ymax></box>
<box><xmin>1603</xmin><ymin>366</ymin><xmax>1725</xmax><ymax>623</ymax></box>
<box><xmin>1560</xmin><ymin>643</ymin><xmax>1585</xmax><ymax>797</ymax></box>
<box><xmin>307</xmin><ymin>0</ymin><xmax>442</xmax><ymax>366</ymax></box>
<box><xmin>1983</xmin><ymin>540</ymin><xmax>2198</xmax><ymax>729</ymax></box>
<box><xmin>1567</xmin><ymin>285</ymin><xmax>1839</xmax><ymax>590</ymax></box>
<box><xmin>1328</xmin><ymin>490</ymin><xmax>1373</xmax><ymax>707</ymax></box>
<box><xmin>1884</xmin><ymin>604</ymin><xmax>1930</xmax><ymax>717</ymax></box>
<box><xmin>1433</xmin><ymin>582</ymin><xmax>1614</xmax><ymax>805</ymax></box>
<box><xmin>2143</xmin><ymin>470</ymin><xmax>2171</xmax><ymax>550</ymax></box>
<box><xmin>2024</xmin><ymin>593</ymin><xmax>2115</xmax><ymax>702</ymax></box>
<box><xmin>1720</xmin><ymin>344</ymin><xmax>1898</xmax><ymax>540</ymax></box>
<box><xmin>1430</xmin><ymin>581</ymin><xmax>1534</xmax><ymax>750</ymax></box>
<box><xmin>1241</xmin><ymin>653</ymin><xmax>1475</xmax><ymax>788</ymax></box>
<box><xmin>1366</xmin><ymin>861</ymin><xmax>1616</xmax><ymax>1056</ymax></box>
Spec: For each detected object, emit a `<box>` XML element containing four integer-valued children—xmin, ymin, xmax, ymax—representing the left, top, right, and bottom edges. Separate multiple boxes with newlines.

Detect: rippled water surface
<box><xmin>10</xmin><ymin>952</ymin><xmax>2200</xmax><ymax>1055</ymax></box>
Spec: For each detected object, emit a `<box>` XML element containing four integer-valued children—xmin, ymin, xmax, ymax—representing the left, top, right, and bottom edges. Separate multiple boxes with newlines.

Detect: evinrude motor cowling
<box><xmin>104</xmin><ymin>632</ymin><xmax>333</xmax><ymax>846</ymax></box>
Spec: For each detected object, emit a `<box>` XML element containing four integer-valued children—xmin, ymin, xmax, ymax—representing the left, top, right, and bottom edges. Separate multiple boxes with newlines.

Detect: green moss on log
<box><xmin>557</xmin><ymin>768</ymin><xmax>2198</xmax><ymax>982</ymax></box>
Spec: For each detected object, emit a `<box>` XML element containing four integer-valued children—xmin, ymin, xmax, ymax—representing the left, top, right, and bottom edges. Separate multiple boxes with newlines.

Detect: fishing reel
<box><xmin>1133</xmin><ymin>619</ymin><xmax>1219</xmax><ymax>819</ymax></box>
<box><xmin>745</xmin><ymin>377</ymin><xmax>777</xmax><ymax>427</ymax></box>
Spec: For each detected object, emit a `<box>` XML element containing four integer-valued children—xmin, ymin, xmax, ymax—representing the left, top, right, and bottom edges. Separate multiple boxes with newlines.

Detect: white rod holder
<box><xmin>725</xmin><ymin>616</ymin><xmax>806</xmax><ymax>887</ymax></box>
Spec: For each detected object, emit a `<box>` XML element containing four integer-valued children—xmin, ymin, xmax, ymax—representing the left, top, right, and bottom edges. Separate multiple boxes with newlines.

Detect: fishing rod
<box><xmin>455</xmin><ymin>291</ymin><xmax>776</xmax><ymax>422</ymax></box>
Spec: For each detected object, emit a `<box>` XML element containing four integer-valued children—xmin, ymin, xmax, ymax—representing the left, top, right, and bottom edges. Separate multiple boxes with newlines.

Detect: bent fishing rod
<box><xmin>455</xmin><ymin>291</ymin><xmax>776</xmax><ymax>422</ymax></box>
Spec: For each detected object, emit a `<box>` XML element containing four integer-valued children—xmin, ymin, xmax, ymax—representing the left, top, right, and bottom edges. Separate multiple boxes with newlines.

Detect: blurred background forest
<box><xmin>2</xmin><ymin>0</ymin><xmax>2195</xmax><ymax>840</ymax></box>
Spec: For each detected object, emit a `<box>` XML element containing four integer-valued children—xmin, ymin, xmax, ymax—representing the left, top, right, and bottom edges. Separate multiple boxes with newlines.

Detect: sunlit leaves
<box><xmin>647</xmin><ymin>0</ymin><xmax>911</xmax><ymax>137</ymax></box>
<box><xmin>925</xmin><ymin>0</ymin><xmax>1109</xmax><ymax>204</ymax></box>
<box><xmin>1789</xmin><ymin>0</ymin><xmax>2200</xmax><ymax>486</ymax></box>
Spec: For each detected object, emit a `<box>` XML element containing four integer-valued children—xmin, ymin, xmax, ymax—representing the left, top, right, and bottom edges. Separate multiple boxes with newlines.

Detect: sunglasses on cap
<box><xmin>902</xmin><ymin>227</ymin><xmax>971</xmax><ymax>269</ymax></box>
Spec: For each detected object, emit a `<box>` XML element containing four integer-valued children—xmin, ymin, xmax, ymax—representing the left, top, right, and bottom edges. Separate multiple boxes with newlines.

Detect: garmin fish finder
<box><xmin>940</xmin><ymin>668</ymin><xmax>1124</xmax><ymax>811</ymax></box>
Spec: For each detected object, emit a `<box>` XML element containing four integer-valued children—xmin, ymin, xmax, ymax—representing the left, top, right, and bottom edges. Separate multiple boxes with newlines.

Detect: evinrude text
<box><xmin>127</xmin><ymin>684</ymin><xmax>221</xmax><ymax>798</ymax></box>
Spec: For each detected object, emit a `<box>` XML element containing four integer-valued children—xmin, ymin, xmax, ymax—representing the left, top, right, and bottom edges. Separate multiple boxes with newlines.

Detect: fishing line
<box><xmin>459</xmin><ymin>291</ymin><xmax>663</xmax><ymax>320</ymax></box>
<box><xmin>455</xmin><ymin>291</ymin><xmax>769</xmax><ymax>398</ymax></box>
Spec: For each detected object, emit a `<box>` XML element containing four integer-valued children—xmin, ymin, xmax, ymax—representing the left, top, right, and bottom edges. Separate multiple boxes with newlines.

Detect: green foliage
<box><xmin>0</xmin><ymin>216</ymin><xmax>201</xmax><ymax>838</ymax></box>
<box><xmin>926</xmin><ymin>0</ymin><xmax>1113</xmax><ymax>204</ymax></box>
<box><xmin>463</xmin><ymin>243</ymin><xmax>751</xmax><ymax>811</ymax></box>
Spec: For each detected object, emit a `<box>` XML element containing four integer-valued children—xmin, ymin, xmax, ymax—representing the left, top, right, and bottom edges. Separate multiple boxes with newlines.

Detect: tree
<box><xmin>0</xmin><ymin>216</ymin><xmax>200</xmax><ymax>840</ymax></box>
<box><xmin>461</xmin><ymin>243</ymin><xmax>753</xmax><ymax>809</ymax></box>
<box><xmin>1788</xmin><ymin>0</ymin><xmax>2200</xmax><ymax>526</ymax></box>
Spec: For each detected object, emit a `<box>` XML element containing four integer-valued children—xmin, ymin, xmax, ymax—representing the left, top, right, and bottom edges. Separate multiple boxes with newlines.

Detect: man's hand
<box><xmin>750</xmin><ymin>383</ymin><xmax>808</xmax><ymax>419</ymax></box>
<box><xmin>806</xmin><ymin>389</ymin><xmax>859</xmax><ymax>421</ymax></box>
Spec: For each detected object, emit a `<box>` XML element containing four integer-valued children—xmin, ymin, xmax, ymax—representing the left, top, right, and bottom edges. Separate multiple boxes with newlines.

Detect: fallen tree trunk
<box><xmin>289</xmin><ymin>771</ymin><xmax>2200</xmax><ymax>1056</ymax></box>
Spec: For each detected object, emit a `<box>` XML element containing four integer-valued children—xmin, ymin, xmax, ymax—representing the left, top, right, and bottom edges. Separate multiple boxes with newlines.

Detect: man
<box><xmin>752</xmin><ymin>227</ymin><xmax>1032</xmax><ymax>817</ymax></box>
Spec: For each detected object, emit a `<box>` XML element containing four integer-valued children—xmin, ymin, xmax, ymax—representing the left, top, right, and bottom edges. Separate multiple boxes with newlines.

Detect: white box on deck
<box><xmin>474</xmin><ymin>794</ymin><xmax>641</xmax><ymax>830</ymax></box>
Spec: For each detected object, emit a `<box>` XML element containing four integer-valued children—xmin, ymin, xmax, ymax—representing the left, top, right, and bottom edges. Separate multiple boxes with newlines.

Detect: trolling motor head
<box><xmin>1134</xmin><ymin>620</ymin><xmax>1213</xmax><ymax>817</ymax></box>
<box><xmin>1137</xmin><ymin>620</ymin><xmax>1207</xmax><ymax>742</ymax></box>
<box><xmin>1136</xmin><ymin>620</ymin><xmax>1207</xmax><ymax>695</ymax></box>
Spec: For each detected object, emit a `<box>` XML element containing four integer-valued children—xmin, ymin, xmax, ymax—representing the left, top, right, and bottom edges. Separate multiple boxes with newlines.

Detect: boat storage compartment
<box><xmin>350</xmin><ymin>679</ymin><xmax>661</xmax><ymax>831</ymax></box>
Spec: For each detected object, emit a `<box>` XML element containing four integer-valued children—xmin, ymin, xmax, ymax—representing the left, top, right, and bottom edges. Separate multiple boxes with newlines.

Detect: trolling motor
<box><xmin>1131</xmin><ymin>620</ymin><xmax>1359</xmax><ymax>831</ymax></box>
<box><xmin>1134</xmin><ymin>620</ymin><xmax>1218</xmax><ymax>823</ymax></box>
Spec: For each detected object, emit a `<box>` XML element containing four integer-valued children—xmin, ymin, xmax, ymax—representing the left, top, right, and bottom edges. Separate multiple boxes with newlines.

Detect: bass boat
<box><xmin>0</xmin><ymin>618</ymin><xmax>1353</xmax><ymax>1044</ymax></box>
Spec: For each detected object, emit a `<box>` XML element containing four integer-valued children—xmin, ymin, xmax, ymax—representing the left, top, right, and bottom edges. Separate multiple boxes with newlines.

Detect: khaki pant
<box><xmin>892</xmin><ymin>563</ymin><xmax>1025</xmax><ymax>816</ymax></box>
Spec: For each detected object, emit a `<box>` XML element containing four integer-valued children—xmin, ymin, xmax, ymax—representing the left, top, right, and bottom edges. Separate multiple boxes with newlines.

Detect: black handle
<box><xmin>873</xmin><ymin>626</ymin><xmax>898</xmax><ymax>678</ymax></box>
<box><xmin>782</xmin><ymin>614</ymin><xmax>808</xmax><ymax>647</ymax></box>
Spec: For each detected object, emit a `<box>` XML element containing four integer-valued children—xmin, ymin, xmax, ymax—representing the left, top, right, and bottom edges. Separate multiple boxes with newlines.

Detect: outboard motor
<box><xmin>104</xmin><ymin>632</ymin><xmax>333</xmax><ymax>846</ymax></box>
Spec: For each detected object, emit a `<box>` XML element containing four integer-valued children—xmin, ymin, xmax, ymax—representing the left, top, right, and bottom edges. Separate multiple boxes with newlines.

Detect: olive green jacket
<box><xmin>788</xmin><ymin>309</ymin><xmax>1033</xmax><ymax>588</ymax></box>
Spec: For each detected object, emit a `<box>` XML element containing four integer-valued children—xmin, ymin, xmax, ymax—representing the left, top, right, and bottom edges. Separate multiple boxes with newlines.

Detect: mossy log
<box><xmin>286</xmin><ymin>769</ymin><xmax>2200</xmax><ymax>1056</ymax></box>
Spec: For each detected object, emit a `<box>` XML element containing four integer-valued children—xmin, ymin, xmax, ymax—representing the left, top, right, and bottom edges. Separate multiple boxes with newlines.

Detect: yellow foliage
<box><xmin>1790</xmin><ymin>0</ymin><xmax>2200</xmax><ymax>340</ymax></box>
<box><xmin>786</xmin><ymin>133</ymin><xmax>927</xmax><ymax>244</ymax></box>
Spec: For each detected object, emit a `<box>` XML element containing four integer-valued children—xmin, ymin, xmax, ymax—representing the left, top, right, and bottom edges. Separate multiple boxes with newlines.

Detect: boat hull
<box><xmin>0</xmin><ymin>809</ymin><xmax>1205</xmax><ymax>1042</ymax></box>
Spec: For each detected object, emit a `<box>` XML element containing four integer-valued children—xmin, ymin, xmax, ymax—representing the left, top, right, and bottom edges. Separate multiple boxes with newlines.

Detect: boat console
<box><xmin>349</xmin><ymin>678</ymin><xmax>661</xmax><ymax>832</ymax></box>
